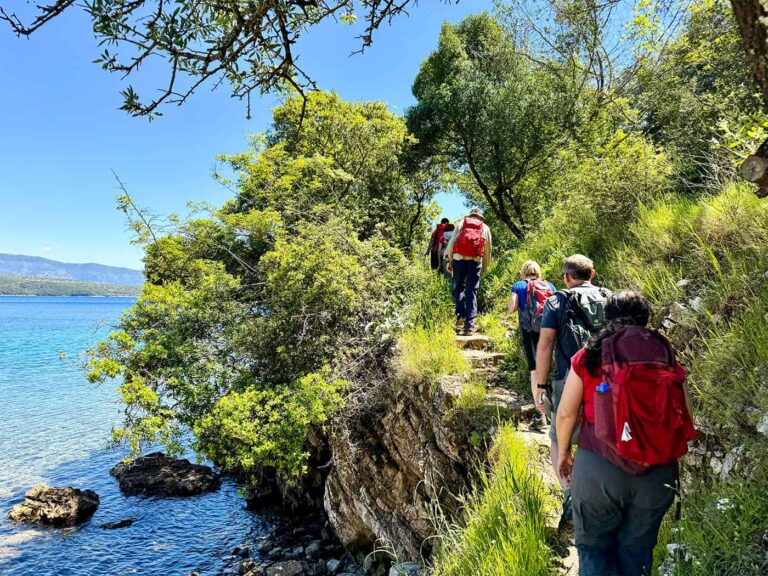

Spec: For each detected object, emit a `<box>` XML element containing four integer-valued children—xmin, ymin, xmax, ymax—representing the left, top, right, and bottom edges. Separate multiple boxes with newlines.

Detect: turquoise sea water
<box><xmin>0</xmin><ymin>297</ymin><xmax>268</xmax><ymax>575</ymax></box>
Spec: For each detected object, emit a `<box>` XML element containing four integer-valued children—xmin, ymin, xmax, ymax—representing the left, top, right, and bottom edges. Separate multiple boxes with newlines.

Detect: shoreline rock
<box><xmin>110</xmin><ymin>452</ymin><xmax>220</xmax><ymax>497</ymax></box>
<box><xmin>8</xmin><ymin>485</ymin><xmax>99</xmax><ymax>527</ymax></box>
<box><xmin>226</xmin><ymin>509</ymin><xmax>372</xmax><ymax>576</ymax></box>
<box><xmin>100</xmin><ymin>518</ymin><xmax>135</xmax><ymax>529</ymax></box>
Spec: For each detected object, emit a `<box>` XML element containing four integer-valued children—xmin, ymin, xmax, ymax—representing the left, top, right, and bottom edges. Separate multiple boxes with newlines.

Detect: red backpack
<box><xmin>593</xmin><ymin>326</ymin><xmax>696</xmax><ymax>471</ymax></box>
<box><xmin>524</xmin><ymin>279</ymin><xmax>554</xmax><ymax>332</ymax></box>
<box><xmin>453</xmin><ymin>217</ymin><xmax>485</xmax><ymax>258</ymax></box>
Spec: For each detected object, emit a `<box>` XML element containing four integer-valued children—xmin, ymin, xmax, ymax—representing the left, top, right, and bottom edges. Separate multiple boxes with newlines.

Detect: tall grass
<box><xmin>396</xmin><ymin>325</ymin><xmax>469</xmax><ymax>385</ymax></box>
<box><xmin>429</xmin><ymin>425</ymin><xmax>555</xmax><ymax>576</ymax></box>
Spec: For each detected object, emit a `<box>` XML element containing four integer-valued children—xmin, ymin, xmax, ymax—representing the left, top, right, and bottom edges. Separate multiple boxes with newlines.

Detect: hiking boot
<box><xmin>528</xmin><ymin>410</ymin><xmax>547</xmax><ymax>431</ymax></box>
<box><xmin>455</xmin><ymin>317</ymin><xmax>465</xmax><ymax>333</ymax></box>
<box><xmin>462</xmin><ymin>325</ymin><xmax>478</xmax><ymax>336</ymax></box>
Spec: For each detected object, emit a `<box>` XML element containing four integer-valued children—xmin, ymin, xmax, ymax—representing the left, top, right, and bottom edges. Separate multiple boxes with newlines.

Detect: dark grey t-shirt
<box><xmin>540</xmin><ymin>283</ymin><xmax>610</xmax><ymax>380</ymax></box>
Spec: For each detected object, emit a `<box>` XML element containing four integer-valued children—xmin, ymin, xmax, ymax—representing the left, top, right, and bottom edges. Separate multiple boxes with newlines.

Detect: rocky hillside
<box><xmin>318</xmin><ymin>335</ymin><xmax>533</xmax><ymax>565</ymax></box>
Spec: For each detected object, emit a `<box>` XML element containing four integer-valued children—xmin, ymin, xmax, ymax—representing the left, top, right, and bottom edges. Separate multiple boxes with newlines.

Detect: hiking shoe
<box><xmin>528</xmin><ymin>411</ymin><xmax>547</xmax><ymax>431</ymax></box>
<box><xmin>455</xmin><ymin>317</ymin><xmax>465</xmax><ymax>332</ymax></box>
<box><xmin>462</xmin><ymin>325</ymin><xmax>478</xmax><ymax>336</ymax></box>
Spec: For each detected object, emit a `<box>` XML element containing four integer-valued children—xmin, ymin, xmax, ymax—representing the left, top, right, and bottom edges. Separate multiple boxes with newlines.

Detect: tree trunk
<box><xmin>730</xmin><ymin>0</ymin><xmax>768</xmax><ymax>105</ymax></box>
<box><xmin>730</xmin><ymin>0</ymin><xmax>768</xmax><ymax>196</ymax></box>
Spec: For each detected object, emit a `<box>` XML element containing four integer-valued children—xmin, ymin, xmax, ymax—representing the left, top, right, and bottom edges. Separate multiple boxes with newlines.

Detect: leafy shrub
<box><xmin>194</xmin><ymin>371</ymin><xmax>347</xmax><ymax>483</ymax></box>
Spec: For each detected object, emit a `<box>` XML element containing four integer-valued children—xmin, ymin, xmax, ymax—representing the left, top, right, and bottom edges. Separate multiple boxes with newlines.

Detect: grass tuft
<box><xmin>396</xmin><ymin>325</ymin><xmax>469</xmax><ymax>385</ymax></box>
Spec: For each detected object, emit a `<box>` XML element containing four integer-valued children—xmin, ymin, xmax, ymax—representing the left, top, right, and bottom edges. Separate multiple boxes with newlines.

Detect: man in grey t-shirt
<box><xmin>534</xmin><ymin>255</ymin><xmax>611</xmax><ymax>519</ymax></box>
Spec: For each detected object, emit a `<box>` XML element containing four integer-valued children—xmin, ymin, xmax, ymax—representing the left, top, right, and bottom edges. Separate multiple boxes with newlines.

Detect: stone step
<box><xmin>469</xmin><ymin>367</ymin><xmax>501</xmax><ymax>382</ymax></box>
<box><xmin>455</xmin><ymin>334</ymin><xmax>493</xmax><ymax>351</ymax></box>
<box><xmin>463</xmin><ymin>350</ymin><xmax>506</xmax><ymax>370</ymax></box>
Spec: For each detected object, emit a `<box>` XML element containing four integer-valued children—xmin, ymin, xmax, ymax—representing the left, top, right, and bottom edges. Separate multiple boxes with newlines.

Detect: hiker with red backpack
<box><xmin>445</xmin><ymin>208</ymin><xmax>492</xmax><ymax>335</ymax></box>
<box><xmin>508</xmin><ymin>260</ymin><xmax>555</xmax><ymax>430</ymax></box>
<box><xmin>535</xmin><ymin>254</ymin><xmax>611</xmax><ymax>521</ymax></box>
<box><xmin>425</xmin><ymin>218</ymin><xmax>450</xmax><ymax>273</ymax></box>
<box><xmin>556</xmin><ymin>290</ymin><xmax>695</xmax><ymax>576</ymax></box>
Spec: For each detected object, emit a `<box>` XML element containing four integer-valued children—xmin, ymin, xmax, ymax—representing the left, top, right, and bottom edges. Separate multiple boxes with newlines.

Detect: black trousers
<box><xmin>571</xmin><ymin>448</ymin><xmax>676</xmax><ymax>576</ymax></box>
<box><xmin>519</xmin><ymin>327</ymin><xmax>539</xmax><ymax>371</ymax></box>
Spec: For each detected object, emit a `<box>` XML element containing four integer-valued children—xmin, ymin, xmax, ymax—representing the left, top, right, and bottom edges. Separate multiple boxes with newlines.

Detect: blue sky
<box><xmin>0</xmin><ymin>3</ymin><xmax>491</xmax><ymax>269</ymax></box>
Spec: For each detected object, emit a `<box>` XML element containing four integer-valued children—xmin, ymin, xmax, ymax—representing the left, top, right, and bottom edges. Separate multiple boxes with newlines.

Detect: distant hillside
<box><xmin>0</xmin><ymin>274</ymin><xmax>140</xmax><ymax>297</ymax></box>
<box><xmin>0</xmin><ymin>253</ymin><xmax>144</xmax><ymax>286</ymax></box>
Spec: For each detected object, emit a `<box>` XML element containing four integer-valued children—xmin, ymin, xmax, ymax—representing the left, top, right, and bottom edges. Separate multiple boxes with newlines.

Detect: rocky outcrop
<box><xmin>323</xmin><ymin>335</ymin><xmax>527</xmax><ymax>562</ymax></box>
<box><xmin>111</xmin><ymin>452</ymin><xmax>220</xmax><ymax>497</ymax></box>
<box><xmin>8</xmin><ymin>485</ymin><xmax>99</xmax><ymax>527</ymax></box>
<box><xmin>100</xmin><ymin>518</ymin><xmax>134</xmax><ymax>529</ymax></box>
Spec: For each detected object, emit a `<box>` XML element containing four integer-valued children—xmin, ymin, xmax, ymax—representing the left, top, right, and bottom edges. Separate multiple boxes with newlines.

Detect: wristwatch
<box><xmin>536</xmin><ymin>384</ymin><xmax>548</xmax><ymax>390</ymax></box>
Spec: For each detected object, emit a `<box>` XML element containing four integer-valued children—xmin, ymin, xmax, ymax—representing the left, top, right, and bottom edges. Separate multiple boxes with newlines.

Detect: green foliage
<box><xmin>655</xmin><ymin>469</ymin><xmax>768</xmax><ymax>575</ymax></box>
<box><xmin>0</xmin><ymin>274</ymin><xmax>140</xmax><ymax>297</ymax></box>
<box><xmin>430</xmin><ymin>425</ymin><xmax>555</xmax><ymax>576</ymax></box>
<box><xmin>223</xmin><ymin>91</ymin><xmax>435</xmax><ymax>250</ymax></box>
<box><xmin>631</xmin><ymin>0</ymin><xmax>764</xmax><ymax>186</ymax></box>
<box><xmin>396</xmin><ymin>326</ymin><xmax>469</xmax><ymax>385</ymax></box>
<box><xmin>408</xmin><ymin>13</ymin><xmax>585</xmax><ymax>239</ymax></box>
<box><xmin>195</xmin><ymin>371</ymin><xmax>347</xmax><ymax>483</ymax></box>
<box><xmin>406</xmin><ymin>270</ymin><xmax>457</xmax><ymax>329</ymax></box>
<box><xmin>88</xmin><ymin>91</ymin><xmax>446</xmax><ymax>481</ymax></box>
<box><xmin>478</xmin><ymin>129</ymin><xmax>671</xmax><ymax>309</ymax></box>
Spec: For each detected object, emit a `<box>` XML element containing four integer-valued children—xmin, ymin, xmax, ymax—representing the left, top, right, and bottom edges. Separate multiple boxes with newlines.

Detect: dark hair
<box><xmin>440</xmin><ymin>217</ymin><xmax>450</xmax><ymax>224</ymax></box>
<box><xmin>563</xmin><ymin>254</ymin><xmax>594</xmax><ymax>281</ymax></box>
<box><xmin>584</xmin><ymin>290</ymin><xmax>652</xmax><ymax>374</ymax></box>
<box><xmin>444</xmin><ymin>223</ymin><xmax>455</xmax><ymax>231</ymax></box>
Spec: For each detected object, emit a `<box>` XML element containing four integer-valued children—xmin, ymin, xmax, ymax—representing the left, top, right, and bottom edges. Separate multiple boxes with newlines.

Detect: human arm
<box><xmin>482</xmin><ymin>225</ymin><xmax>492</xmax><ymax>275</ymax></box>
<box><xmin>556</xmin><ymin>368</ymin><xmax>584</xmax><ymax>484</ymax></box>
<box><xmin>508</xmin><ymin>292</ymin><xmax>519</xmax><ymax>315</ymax></box>
<box><xmin>534</xmin><ymin>327</ymin><xmax>556</xmax><ymax>411</ymax></box>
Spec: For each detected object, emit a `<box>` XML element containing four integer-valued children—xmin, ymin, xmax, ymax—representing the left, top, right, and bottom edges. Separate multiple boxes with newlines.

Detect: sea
<box><xmin>0</xmin><ymin>296</ymin><xmax>270</xmax><ymax>576</ymax></box>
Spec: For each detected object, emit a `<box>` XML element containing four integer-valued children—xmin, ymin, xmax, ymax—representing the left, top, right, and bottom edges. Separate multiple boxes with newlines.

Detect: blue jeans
<box><xmin>452</xmin><ymin>259</ymin><xmax>482</xmax><ymax>330</ymax></box>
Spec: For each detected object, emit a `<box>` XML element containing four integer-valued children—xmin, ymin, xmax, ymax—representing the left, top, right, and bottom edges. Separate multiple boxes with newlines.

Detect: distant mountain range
<box><xmin>0</xmin><ymin>253</ymin><xmax>144</xmax><ymax>286</ymax></box>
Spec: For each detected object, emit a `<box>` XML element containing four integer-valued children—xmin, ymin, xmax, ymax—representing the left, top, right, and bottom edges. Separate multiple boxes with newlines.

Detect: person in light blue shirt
<box><xmin>509</xmin><ymin>260</ymin><xmax>556</xmax><ymax>430</ymax></box>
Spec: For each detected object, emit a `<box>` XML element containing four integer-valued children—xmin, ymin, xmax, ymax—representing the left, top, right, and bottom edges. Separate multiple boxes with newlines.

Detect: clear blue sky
<box><xmin>0</xmin><ymin>3</ymin><xmax>491</xmax><ymax>269</ymax></box>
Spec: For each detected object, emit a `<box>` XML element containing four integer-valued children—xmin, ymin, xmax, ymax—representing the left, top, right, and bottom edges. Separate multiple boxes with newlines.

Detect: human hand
<box><xmin>533</xmin><ymin>390</ymin><xmax>546</xmax><ymax>414</ymax></box>
<box><xmin>446</xmin><ymin>262</ymin><xmax>453</xmax><ymax>273</ymax></box>
<box><xmin>558</xmin><ymin>450</ymin><xmax>574</xmax><ymax>486</ymax></box>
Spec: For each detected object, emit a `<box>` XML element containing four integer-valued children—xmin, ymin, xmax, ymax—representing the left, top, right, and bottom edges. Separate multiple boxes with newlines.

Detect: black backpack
<box><xmin>562</xmin><ymin>285</ymin><xmax>611</xmax><ymax>353</ymax></box>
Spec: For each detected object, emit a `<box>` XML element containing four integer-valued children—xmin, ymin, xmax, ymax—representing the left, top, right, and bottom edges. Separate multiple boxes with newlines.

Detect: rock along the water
<box><xmin>8</xmin><ymin>485</ymin><xmax>99</xmax><ymax>527</ymax></box>
<box><xmin>110</xmin><ymin>452</ymin><xmax>220</xmax><ymax>497</ymax></box>
<box><xmin>99</xmin><ymin>518</ymin><xmax>135</xmax><ymax>529</ymax></box>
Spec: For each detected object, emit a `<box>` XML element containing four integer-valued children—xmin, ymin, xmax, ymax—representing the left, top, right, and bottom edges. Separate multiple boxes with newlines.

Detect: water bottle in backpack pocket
<box><xmin>594</xmin><ymin>382</ymin><xmax>616</xmax><ymax>445</ymax></box>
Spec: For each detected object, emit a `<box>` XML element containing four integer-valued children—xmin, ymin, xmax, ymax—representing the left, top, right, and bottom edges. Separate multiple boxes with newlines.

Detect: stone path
<box><xmin>456</xmin><ymin>332</ymin><xmax>579</xmax><ymax>576</ymax></box>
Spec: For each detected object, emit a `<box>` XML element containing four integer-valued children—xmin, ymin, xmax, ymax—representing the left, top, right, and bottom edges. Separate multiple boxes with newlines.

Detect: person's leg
<box><xmin>572</xmin><ymin>449</ymin><xmax>629</xmax><ymax>576</ymax></box>
<box><xmin>616</xmin><ymin>463</ymin><xmax>677</xmax><ymax>576</ymax></box>
<box><xmin>548</xmin><ymin>376</ymin><xmax>575</xmax><ymax>490</ymax></box>
<box><xmin>521</xmin><ymin>329</ymin><xmax>546</xmax><ymax>428</ymax></box>
<box><xmin>462</xmin><ymin>260</ymin><xmax>481</xmax><ymax>331</ymax></box>
<box><xmin>452</xmin><ymin>260</ymin><xmax>467</xmax><ymax>324</ymax></box>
